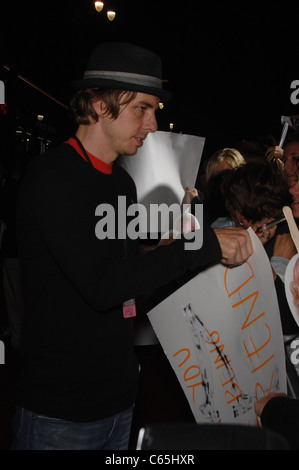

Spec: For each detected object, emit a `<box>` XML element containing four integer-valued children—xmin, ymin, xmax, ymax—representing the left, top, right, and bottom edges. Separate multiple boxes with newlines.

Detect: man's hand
<box><xmin>214</xmin><ymin>226</ymin><xmax>253</xmax><ymax>266</ymax></box>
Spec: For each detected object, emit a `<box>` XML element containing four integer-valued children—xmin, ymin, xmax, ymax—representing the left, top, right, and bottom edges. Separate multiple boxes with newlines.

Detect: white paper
<box><xmin>117</xmin><ymin>131</ymin><xmax>205</xmax><ymax>234</ymax></box>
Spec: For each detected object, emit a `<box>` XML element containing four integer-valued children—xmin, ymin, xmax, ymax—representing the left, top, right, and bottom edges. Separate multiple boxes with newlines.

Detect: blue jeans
<box><xmin>11</xmin><ymin>406</ymin><xmax>134</xmax><ymax>450</ymax></box>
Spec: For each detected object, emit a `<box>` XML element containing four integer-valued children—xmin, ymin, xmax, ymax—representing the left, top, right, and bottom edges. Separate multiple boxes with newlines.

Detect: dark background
<box><xmin>1</xmin><ymin>0</ymin><xmax>299</xmax><ymax>167</ymax></box>
<box><xmin>1</xmin><ymin>2</ymin><xmax>299</xmax><ymax>450</ymax></box>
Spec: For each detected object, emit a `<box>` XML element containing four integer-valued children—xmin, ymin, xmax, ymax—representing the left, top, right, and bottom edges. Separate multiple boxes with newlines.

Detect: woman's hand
<box><xmin>185</xmin><ymin>187</ymin><xmax>198</xmax><ymax>203</ymax></box>
<box><xmin>251</xmin><ymin>219</ymin><xmax>278</xmax><ymax>245</ymax></box>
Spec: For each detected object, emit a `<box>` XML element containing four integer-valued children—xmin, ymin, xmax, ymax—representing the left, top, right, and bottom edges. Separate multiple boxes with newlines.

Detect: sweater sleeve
<box><xmin>18</xmin><ymin>162</ymin><xmax>222</xmax><ymax>312</ymax></box>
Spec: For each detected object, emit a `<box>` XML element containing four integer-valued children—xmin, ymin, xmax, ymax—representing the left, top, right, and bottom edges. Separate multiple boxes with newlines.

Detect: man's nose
<box><xmin>146</xmin><ymin>113</ymin><xmax>158</xmax><ymax>133</ymax></box>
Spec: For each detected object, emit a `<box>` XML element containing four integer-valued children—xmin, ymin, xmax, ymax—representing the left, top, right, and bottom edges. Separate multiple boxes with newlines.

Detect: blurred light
<box><xmin>0</xmin><ymin>104</ymin><xmax>7</xmax><ymax>115</ymax></box>
<box><xmin>159</xmin><ymin>103</ymin><xmax>164</xmax><ymax>110</ymax></box>
<box><xmin>169</xmin><ymin>123</ymin><xmax>174</xmax><ymax>130</ymax></box>
<box><xmin>37</xmin><ymin>114</ymin><xmax>44</xmax><ymax>121</ymax></box>
<box><xmin>107</xmin><ymin>10</ymin><xmax>116</xmax><ymax>21</ymax></box>
<box><xmin>95</xmin><ymin>1</ymin><xmax>104</xmax><ymax>12</ymax></box>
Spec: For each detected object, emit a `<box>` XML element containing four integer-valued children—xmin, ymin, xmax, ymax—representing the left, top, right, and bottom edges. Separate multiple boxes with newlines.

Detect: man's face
<box><xmin>99</xmin><ymin>92</ymin><xmax>159</xmax><ymax>159</ymax></box>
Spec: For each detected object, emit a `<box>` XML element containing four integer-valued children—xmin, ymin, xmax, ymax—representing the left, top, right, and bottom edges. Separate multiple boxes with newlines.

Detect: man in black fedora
<box><xmin>12</xmin><ymin>42</ymin><xmax>252</xmax><ymax>450</ymax></box>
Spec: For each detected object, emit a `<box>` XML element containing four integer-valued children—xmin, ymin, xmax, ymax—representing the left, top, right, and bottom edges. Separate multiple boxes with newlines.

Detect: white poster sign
<box><xmin>147</xmin><ymin>229</ymin><xmax>287</xmax><ymax>425</ymax></box>
<box><xmin>117</xmin><ymin>131</ymin><xmax>205</xmax><ymax>234</ymax></box>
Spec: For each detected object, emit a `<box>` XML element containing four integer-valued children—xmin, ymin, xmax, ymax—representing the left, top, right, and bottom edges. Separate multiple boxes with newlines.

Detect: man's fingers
<box><xmin>214</xmin><ymin>227</ymin><xmax>253</xmax><ymax>266</ymax></box>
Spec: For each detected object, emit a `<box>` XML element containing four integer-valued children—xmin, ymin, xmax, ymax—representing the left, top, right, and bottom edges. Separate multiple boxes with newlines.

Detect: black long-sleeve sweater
<box><xmin>15</xmin><ymin>141</ymin><xmax>222</xmax><ymax>422</ymax></box>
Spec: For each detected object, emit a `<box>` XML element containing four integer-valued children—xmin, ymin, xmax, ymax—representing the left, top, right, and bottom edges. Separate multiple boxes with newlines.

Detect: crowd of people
<box><xmin>1</xmin><ymin>41</ymin><xmax>299</xmax><ymax>450</ymax></box>
<box><xmin>187</xmin><ymin>135</ymin><xmax>299</xmax><ymax>449</ymax></box>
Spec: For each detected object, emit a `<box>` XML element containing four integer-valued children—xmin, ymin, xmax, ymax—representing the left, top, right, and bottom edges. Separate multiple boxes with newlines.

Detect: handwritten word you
<box><xmin>173</xmin><ymin>348</ymin><xmax>204</xmax><ymax>404</ymax></box>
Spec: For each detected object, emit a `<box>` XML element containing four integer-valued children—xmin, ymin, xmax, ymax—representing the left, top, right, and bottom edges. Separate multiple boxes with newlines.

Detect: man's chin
<box><xmin>121</xmin><ymin>148</ymin><xmax>139</xmax><ymax>157</ymax></box>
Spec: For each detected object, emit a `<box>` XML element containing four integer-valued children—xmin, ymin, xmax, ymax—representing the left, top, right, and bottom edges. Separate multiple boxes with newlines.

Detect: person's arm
<box><xmin>17</xmin><ymin>168</ymin><xmax>221</xmax><ymax>312</ymax></box>
<box><xmin>19</xmin><ymin>165</ymin><xmax>252</xmax><ymax>312</ymax></box>
<box><xmin>256</xmin><ymin>393</ymin><xmax>299</xmax><ymax>449</ymax></box>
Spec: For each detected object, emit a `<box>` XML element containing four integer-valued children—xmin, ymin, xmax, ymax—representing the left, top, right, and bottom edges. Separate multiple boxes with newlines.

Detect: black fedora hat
<box><xmin>71</xmin><ymin>42</ymin><xmax>172</xmax><ymax>102</ymax></box>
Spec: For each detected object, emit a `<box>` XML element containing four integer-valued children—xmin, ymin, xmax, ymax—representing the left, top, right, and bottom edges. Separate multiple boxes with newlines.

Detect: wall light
<box><xmin>107</xmin><ymin>10</ymin><xmax>116</xmax><ymax>21</ymax></box>
<box><xmin>95</xmin><ymin>1</ymin><xmax>104</xmax><ymax>12</ymax></box>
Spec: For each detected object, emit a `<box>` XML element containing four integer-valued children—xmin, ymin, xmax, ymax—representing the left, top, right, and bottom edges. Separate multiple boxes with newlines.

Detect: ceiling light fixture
<box><xmin>107</xmin><ymin>10</ymin><xmax>116</xmax><ymax>21</ymax></box>
<box><xmin>94</xmin><ymin>1</ymin><xmax>104</xmax><ymax>12</ymax></box>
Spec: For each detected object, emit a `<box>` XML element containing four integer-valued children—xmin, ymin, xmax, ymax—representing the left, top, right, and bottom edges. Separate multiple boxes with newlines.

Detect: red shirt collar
<box><xmin>65</xmin><ymin>137</ymin><xmax>113</xmax><ymax>175</ymax></box>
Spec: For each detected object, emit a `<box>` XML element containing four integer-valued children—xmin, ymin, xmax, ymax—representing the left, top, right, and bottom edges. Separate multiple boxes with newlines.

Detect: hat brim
<box><xmin>71</xmin><ymin>78</ymin><xmax>172</xmax><ymax>102</ymax></box>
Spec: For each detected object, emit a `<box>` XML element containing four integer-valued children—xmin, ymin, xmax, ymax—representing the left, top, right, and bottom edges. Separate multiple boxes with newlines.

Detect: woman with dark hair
<box><xmin>223</xmin><ymin>159</ymin><xmax>292</xmax><ymax>228</ymax></box>
<box><xmin>222</xmin><ymin>160</ymin><xmax>298</xmax><ymax>335</ymax></box>
<box><xmin>255</xmin><ymin>156</ymin><xmax>299</xmax><ymax>450</ymax></box>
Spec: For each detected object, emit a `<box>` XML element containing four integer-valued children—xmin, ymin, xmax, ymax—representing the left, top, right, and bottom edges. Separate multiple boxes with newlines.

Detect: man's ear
<box><xmin>92</xmin><ymin>99</ymin><xmax>107</xmax><ymax>117</ymax></box>
<box><xmin>234</xmin><ymin>210</ymin><xmax>245</xmax><ymax>226</ymax></box>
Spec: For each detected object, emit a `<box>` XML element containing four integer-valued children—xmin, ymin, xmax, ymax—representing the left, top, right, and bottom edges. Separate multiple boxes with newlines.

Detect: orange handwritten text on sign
<box><xmin>224</xmin><ymin>261</ymin><xmax>275</xmax><ymax>403</ymax></box>
<box><xmin>173</xmin><ymin>348</ymin><xmax>204</xmax><ymax>403</ymax></box>
<box><xmin>205</xmin><ymin>329</ymin><xmax>242</xmax><ymax>405</ymax></box>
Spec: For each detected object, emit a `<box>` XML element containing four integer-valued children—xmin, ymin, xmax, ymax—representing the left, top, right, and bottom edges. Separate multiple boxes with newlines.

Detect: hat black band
<box><xmin>83</xmin><ymin>70</ymin><xmax>163</xmax><ymax>89</ymax></box>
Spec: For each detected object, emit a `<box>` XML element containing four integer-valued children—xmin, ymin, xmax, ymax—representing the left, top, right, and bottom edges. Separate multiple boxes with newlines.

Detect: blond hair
<box><xmin>205</xmin><ymin>148</ymin><xmax>246</xmax><ymax>182</ymax></box>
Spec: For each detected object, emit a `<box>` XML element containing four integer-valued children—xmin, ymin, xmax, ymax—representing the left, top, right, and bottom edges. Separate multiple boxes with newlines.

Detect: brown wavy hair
<box><xmin>69</xmin><ymin>88</ymin><xmax>137</xmax><ymax>125</ymax></box>
<box><xmin>223</xmin><ymin>160</ymin><xmax>292</xmax><ymax>224</ymax></box>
